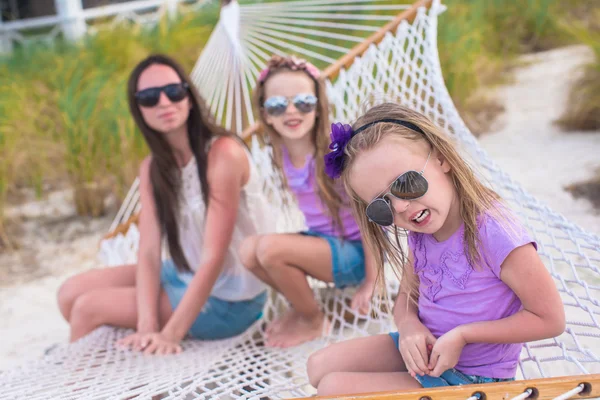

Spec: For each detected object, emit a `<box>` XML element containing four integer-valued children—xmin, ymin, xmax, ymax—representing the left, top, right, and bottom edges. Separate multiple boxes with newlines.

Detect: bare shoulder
<box><xmin>138</xmin><ymin>156</ymin><xmax>157</xmax><ymax>213</ymax></box>
<box><xmin>207</xmin><ymin>136</ymin><xmax>250</xmax><ymax>183</ymax></box>
<box><xmin>139</xmin><ymin>155</ymin><xmax>152</xmax><ymax>182</ymax></box>
<box><xmin>208</xmin><ymin>136</ymin><xmax>247</xmax><ymax>164</ymax></box>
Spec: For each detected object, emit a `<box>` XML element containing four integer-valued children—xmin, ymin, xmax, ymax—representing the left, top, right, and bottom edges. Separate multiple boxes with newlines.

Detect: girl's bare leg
<box><xmin>240</xmin><ymin>233</ymin><xmax>335</xmax><ymax>348</ymax></box>
<box><xmin>307</xmin><ymin>334</ymin><xmax>422</xmax><ymax>396</ymax></box>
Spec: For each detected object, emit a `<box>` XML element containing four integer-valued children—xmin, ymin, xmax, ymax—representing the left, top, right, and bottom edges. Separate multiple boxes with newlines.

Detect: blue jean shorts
<box><xmin>389</xmin><ymin>332</ymin><xmax>515</xmax><ymax>388</ymax></box>
<box><xmin>302</xmin><ymin>230</ymin><xmax>365</xmax><ymax>288</ymax></box>
<box><xmin>160</xmin><ymin>259</ymin><xmax>266</xmax><ymax>340</ymax></box>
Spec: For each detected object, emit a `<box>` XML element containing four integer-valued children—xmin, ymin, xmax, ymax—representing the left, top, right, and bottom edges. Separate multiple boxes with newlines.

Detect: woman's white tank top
<box><xmin>167</xmin><ymin>137</ymin><xmax>275</xmax><ymax>301</ymax></box>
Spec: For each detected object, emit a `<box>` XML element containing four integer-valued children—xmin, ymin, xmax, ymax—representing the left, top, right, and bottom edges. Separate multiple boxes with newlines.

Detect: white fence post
<box><xmin>0</xmin><ymin>13</ymin><xmax>13</xmax><ymax>53</ymax></box>
<box><xmin>165</xmin><ymin>0</ymin><xmax>178</xmax><ymax>20</ymax></box>
<box><xmin>55</xmin><ymin>0</ymin><xmax>87</xmax><ymax>42</ymax></box>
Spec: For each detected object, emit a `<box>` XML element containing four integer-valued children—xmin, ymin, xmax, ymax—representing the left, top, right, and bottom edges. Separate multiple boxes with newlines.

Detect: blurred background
<box><xmin>0</xmin><ymin>0</ymin><xmax>598</xmax><ymax>370</ymax></box>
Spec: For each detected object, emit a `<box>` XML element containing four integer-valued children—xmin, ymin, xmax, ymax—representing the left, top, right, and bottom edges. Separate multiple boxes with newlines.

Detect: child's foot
<box><xmin>265</xmin><ymin>310</ymin><xmax>330</xmax><ymax>348</ymax></box>
<box><xmin>265</xmin><ymin>310</ymin><xmax>296</xmax><ymax>338</ymax></box>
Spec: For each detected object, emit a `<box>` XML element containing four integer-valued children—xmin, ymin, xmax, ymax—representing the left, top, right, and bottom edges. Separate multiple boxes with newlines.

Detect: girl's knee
<box><xmin>255</xmin><ymin>235</ymin><xmax>283</xmax><ymax>268</ymax></box>
<box><xmin>239</xmin><ymin>235</ymin><xmax>261</xmax><ymax>271</ymax></box>
<box><xmin>307</xmin><ymin>349</ymin><xmax>328</xmax><ymax>388</ymax></box>
<box><xmin>316</xmin><ymin>372</ymin><xmax>345</xmax><ymax>396</ymax></box>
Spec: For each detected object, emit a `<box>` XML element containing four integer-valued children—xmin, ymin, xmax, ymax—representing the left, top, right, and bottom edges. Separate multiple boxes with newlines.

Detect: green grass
<box><xmin>0</xmin><ymin>7</ymin><xmax>220</xmax><ymax>217</ymax></box>
<box><xmin>0</xmin><ymin>0</ymin><xmax>593</xmax><ymax>220</ymax></box>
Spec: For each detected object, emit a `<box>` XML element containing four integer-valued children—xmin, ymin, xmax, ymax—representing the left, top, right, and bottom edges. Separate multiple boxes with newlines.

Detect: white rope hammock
<box><xmin>2</xmin><ymin>1</ymin><xmax>600</xmax><ymax>399</ymax></box>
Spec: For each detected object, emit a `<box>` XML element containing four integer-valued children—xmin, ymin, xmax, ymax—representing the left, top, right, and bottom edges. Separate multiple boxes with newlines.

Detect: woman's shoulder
<box><xmin>139</xmin><ymin>155</ymin><xmax>153</xmax><ymax>184</ymax></box>
<box><xmin>207</xmin><ymin>135</ymin><xmax>251</xmax><ymax>184</ymax></box>
<box><xmin>208</xmin><ymin>135</ymin><xmax>247</xmax><ymax>161</ymax></box>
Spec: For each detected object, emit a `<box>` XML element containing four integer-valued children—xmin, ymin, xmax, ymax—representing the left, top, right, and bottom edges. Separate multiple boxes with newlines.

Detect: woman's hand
<box><xmin>137</xmin><ymin>318</ymin><xmax>159</xmax><ymax>335</ymax></box>
<box><xmin>117</xmin><ymin>332</ymin><xmax>182</xmax><ymax>355</ymax></box>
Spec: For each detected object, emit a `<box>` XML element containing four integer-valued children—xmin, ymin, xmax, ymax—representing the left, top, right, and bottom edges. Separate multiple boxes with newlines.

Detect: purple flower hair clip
<box><xmin>324</xmin><ymin>122</ymin><xmax>354</xmax><ymax>179</ymax></box>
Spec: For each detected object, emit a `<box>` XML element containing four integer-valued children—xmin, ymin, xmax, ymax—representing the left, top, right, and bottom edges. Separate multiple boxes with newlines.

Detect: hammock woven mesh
<box><xmin>2</xmin><ymin>1</ymin><xmax>599</xmax><ymax>399</ymax></box>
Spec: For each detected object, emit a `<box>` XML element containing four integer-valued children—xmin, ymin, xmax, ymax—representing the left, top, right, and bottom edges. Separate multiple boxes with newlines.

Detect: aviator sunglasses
<box><xmin>366</xmin><ymin>151</ymin><xmax>431</xmax><ymax>226</ymax></box>
<box><xmin>263</xmin><ymin>93</ymin><xmax>318</xmax><ymax>116</ymax></box>
<box><xmin>351</xmin><ymin>119</ymin><xmax>430</xmax><ymax>226</ymax></box>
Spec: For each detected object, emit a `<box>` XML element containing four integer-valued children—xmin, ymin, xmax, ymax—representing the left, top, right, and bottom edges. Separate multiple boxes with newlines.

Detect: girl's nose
<box><xmin>285</xmin><ymin>100</ymin><xmax>299</xmax><ymax>114</ymax></box>
<box><xmin>389</xmin><ymin>196</ymin><xmax>410</xmax><ymax>215</ymax></box>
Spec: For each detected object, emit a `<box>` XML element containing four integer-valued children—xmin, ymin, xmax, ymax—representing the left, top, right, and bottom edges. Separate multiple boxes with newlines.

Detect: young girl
<box><xmin>239</xmin><ymin>55</ymin><xmax>377</xmax><ymax>348</ymax></box>
<box><xmin>307</xmin><ymin>103</ymin><xmax>565</xmax><ymax>395</ymax></box>
<box><xmin>56</xmin><ymin>54</ymin><xmax>274</xmax><ymax>354</ymax></box>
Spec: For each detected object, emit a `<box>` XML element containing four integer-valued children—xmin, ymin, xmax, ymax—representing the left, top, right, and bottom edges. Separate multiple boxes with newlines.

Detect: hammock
<box><xmin>2</xmin><ymin>0</ymin><xmax>600</xmax><ymax>399</ymax></box>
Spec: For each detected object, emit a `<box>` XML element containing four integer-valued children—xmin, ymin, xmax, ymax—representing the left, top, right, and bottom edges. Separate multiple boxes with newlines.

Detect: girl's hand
<box><xmin>351</xmin><ymin>280</ymin><xmax>376</xmax><ymax>315</ymax></box>
<box><xmin>398</xmin><ymin>318</ymin><xmax>437</xmax><ymax>377</ymax></box>
<box><xmin>427</xmin><ymin>327</ymin><xmax>466</xmax><ymax>377</ymax></box>
<box><xmin>117</xmin><ymin>332</ymin><xmax>182</xmax><ymax>355</ymax></box>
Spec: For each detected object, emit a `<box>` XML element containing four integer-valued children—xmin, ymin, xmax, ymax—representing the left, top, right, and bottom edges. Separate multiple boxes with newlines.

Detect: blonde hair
<box><xmin>340</xmin><ymin>103</ymin><xmax>511</xmax><ymax>295</ymax></box>
<box><xmin>253</xmin><ymin>55</ymin><xmax>347</xmax><ymax>235</ymax></box>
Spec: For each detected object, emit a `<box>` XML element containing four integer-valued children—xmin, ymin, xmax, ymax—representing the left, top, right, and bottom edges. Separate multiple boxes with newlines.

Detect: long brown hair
<box><xmin>252</xmin><ymin>55</ymin><xmax>346</xmax><ymax>236</ymax></box>
<box><xmin>340</xmin><ymin>103</ymin><xmax>511</xmax><ymax>296</ymax></box>
<box><xmin>128</xmin><ymin>54</ymin><xmax>233</xmax><ymax>272</ymax></box>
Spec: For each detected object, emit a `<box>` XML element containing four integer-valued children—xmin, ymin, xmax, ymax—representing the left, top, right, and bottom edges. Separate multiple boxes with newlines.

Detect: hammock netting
<box><xmin>2</xmin><ymin>0</ymin><xmax>599</xmax><ymax>399</ymax></box>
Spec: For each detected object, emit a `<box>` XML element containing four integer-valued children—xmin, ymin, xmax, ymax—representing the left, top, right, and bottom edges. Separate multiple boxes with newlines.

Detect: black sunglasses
<box><xmin>263</xmin><ymin>93</ymin><xmax>318</xmax><ymax>116</ymax></box>
<box><xmin>365</xmin><ymin>150</ymin><xmax>431</xmax><ymax>226</ymax></box>
<box><xmin>135</xmin><ymin>82</ymin><xmax>189</xmax><ymax>107</ymax></box>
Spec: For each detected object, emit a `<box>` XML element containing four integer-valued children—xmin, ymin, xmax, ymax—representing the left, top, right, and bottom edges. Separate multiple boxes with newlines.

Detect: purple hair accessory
<box><xmin>324</xmin><ymin>122</ymin><xmax>354</xmax><ymax>179</ymax></box>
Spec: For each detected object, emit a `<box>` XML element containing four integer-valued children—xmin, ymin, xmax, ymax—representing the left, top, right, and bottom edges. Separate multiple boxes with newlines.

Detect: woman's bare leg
<box><xmin>57</xmin><ymin>264</ymin><xmax>137</xmax><ymax>321</ymax></box>
<box><xmin>69</xmin><ymin>286</ymin><xmax>172</xmax><ymax>342</ymax></box>
<box><xmin>58</xmin><ymin>264</ymin><xmax>172</xmax><ymax>342</ymax></box>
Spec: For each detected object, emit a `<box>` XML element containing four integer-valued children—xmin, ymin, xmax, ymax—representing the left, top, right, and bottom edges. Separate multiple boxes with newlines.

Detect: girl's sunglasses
<box><xmin>365</xmin><ymin>151</ymin><xmax>431</xmax><ymax>226</ymax></box>
<box><xmin>263</xmin><ymin>93</ymin><xmax>317</xmax><ymax>116</ymax></box>
<box><xmin>135</xmin><ymin>82</ymin><xmax>189</xmax><ymax>107</ymax></box>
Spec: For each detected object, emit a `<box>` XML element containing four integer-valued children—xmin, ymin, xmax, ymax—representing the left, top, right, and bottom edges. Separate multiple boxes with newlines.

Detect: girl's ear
<box><xmin>436</xmin><ymin>151</ymin><xmax>451</xmax><ymax>173</ymax></box>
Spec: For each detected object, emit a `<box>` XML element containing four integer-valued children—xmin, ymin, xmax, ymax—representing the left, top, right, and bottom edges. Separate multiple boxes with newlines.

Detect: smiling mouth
<box><xmin>284</xmin><ymin>119</ymin><xmax>302</xmax><ymax>127</ymax></box>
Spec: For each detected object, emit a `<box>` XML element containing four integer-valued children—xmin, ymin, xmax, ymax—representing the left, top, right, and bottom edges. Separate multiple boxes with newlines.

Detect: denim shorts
<box><xmin>160</xmin><ymin>259</ymin><xmax>266</xmax><ymax>340</ymax></box>
<box><xmin>301</xmin><ymin>230</ymin><xmax>365</xmax><ymax>288</ymax></box>
<box><xmin>388</xmin><ymin>332</ymin><xmax>515</xmax><ymax>388</ymax></box>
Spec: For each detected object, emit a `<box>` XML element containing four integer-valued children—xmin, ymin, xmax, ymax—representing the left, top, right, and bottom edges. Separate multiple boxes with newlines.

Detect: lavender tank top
<box><xmin>282</xmin><ymin>146</ymin><xmax>361</xmax><ymax>241</ymax></box>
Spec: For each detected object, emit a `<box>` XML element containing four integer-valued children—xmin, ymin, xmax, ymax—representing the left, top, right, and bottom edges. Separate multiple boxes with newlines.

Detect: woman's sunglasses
<box><xmin>135</xmin><ymin>82</ymin><xmax>189</xmax><ymax>107</ymax></box>
<box><xmin>263</xmin><ymin>93</ymin><xmax>318</xmax><ymax>116</ymax></box>
<box><xmin>366</xmin><ymin>151</ymin><xmax>431</xmax><ymax>226</ymax></box>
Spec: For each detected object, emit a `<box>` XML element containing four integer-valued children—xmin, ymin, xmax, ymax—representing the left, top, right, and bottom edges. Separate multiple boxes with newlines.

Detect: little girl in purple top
<box><xmin>307</xmin><ymin>103</ymin><xmax>566</xmax><ymax>395</ymax></box>
<box><xmin>239</xmin><ymin>55</ymin><xmax>377</xmax><ymax>348</ymax></box>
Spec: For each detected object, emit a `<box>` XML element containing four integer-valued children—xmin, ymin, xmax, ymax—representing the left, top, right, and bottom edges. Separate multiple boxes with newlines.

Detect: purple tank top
<box><xmin>282</xmin><ymin>146</ymin><xmax>361</xmax><ymax>241</ymax></box>
<box><xmin>409</xmin><ymin>210</ymin><xmax>537</xmax><ymax>379</ymax></box>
